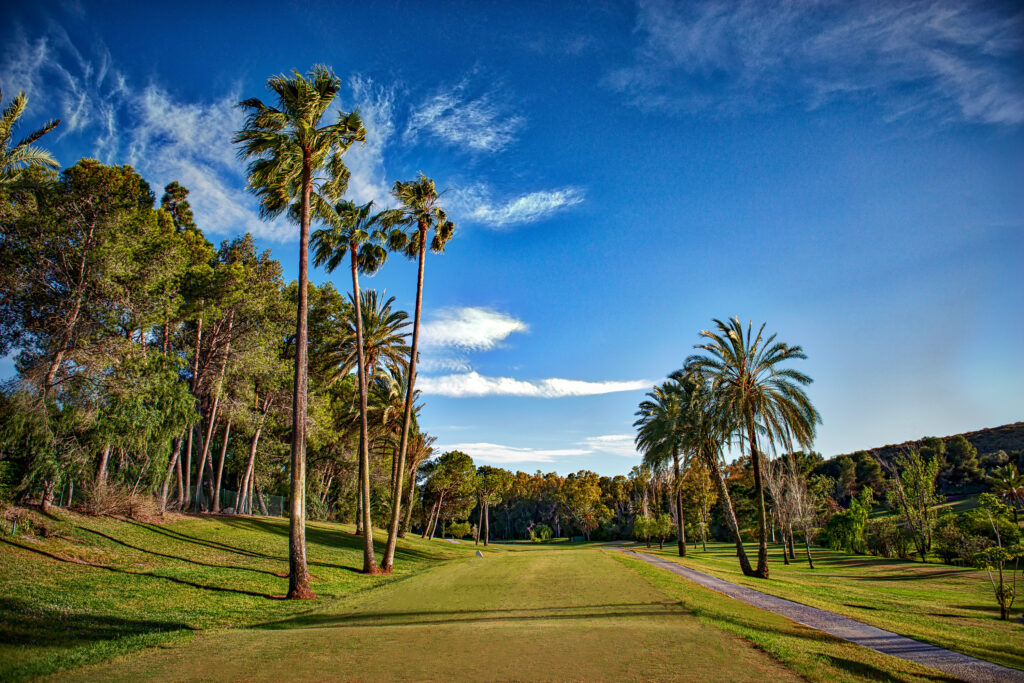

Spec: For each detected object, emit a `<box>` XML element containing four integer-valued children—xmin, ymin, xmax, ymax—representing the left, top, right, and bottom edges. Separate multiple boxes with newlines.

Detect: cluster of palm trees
<box><xmin>234</xmin><ymin>66</ymin><xmax>452</xmax><ymax>596</ymax></box>
<box><xmin>635</xmin><ymin>317</ymin><xmax>820</xmax><ymax>578</ymax></box>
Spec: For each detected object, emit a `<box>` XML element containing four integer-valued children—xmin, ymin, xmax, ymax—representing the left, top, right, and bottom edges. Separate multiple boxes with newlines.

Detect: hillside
<box><xmin>831</xmin><ymin>421</ymin><xmax>1024</xmax><ymax>462</ymax></box>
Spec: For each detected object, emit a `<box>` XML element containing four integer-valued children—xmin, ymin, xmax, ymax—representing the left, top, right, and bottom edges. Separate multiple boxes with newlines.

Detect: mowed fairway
<box><xmin>55</xmin><ymin>547</ymin><xmax>798</xmax><ymax>682</ymax></box>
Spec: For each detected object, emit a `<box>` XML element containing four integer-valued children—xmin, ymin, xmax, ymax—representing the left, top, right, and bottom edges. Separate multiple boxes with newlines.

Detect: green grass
<box><xmin>637</xmin><ymin>541</ymin><xmax>1024</xmax><ymax>670</ymax></box>
<box><xmin>54</xmin><ymin>546</ymin><xmax>800</xmax><ymax>682</ymax></box>
<box><xmin>610</xmin><ymin>552</ymin><xmax>952</xmax><ymax>682</ymax></box>
<box><xmin>0</xmin><ymin>508</ymin><xmax>476</xmax><ymax>681</ymax></box>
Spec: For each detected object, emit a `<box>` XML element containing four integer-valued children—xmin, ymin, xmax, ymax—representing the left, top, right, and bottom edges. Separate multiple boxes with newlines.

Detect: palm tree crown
<box><xmin>685</xmin><ymin>317</ymin><xmax>820</xmax><ymax>578</ymax></box>
<box><xmin>1</xmin><ymin>89</ymin><xmax>60</xmax><ymax>187</ymax></box>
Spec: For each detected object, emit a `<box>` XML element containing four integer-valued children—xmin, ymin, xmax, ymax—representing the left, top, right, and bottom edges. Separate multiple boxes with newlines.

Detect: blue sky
<box><xmin>2</xmin><ymin>0</ymin><xmax>1022</xmax><ymax>475</ymax></box>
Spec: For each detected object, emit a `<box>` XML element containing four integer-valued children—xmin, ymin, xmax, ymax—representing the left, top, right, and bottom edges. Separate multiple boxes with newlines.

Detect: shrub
<box><xmin>533</xmin><ymin>524</ymin><xmax>553</xmax><ymax>541</ymax></box>
<box><xmin>822</xmin><ymin>487</ymin><xmax>873</xmax><ymax>553</ymax></box>
<box><xmin>80</xmin><ymin>481</ymin><xmax>160</xmax><ymax>521</ymax></box>
<box><xmin>934</xmin><ymin>514</ymin><xmax>992</xmax><ymax>565</ymax></box>
<box><xmin>865</xmin><ymin>517</ymin><xmax>909</xmax><ymax>559</ymax></box>
<box><xmin>447</xmin><ymin>521</ymin><xmax>471</xmax><ymax>539</ymax></box>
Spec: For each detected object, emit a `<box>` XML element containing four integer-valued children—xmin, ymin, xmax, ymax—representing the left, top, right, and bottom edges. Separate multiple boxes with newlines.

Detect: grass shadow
<box><xmin>0</xmin><ymin>537</ymin><xmax>281</xmax><ymax>600</ymax></box>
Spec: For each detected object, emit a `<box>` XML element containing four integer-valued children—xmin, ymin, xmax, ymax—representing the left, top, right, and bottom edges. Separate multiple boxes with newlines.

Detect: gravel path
<box><xmin>622</xmin><ymin>549</ymin><xmax>1024</xmax><ymax>683</ymax></box>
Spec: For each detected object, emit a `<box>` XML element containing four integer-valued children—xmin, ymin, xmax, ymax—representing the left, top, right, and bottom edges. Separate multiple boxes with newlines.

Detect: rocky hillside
<box><xmin>834</xmin><ymin>421</ymin><xmax>1024</xmax><ymax>462</ymax></box>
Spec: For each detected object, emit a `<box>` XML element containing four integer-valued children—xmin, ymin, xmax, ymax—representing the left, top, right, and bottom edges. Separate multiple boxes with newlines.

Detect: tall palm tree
<box><xmin>311</xmin><ymin>201</ymin><xmax>403</xmax><ymax>574</ymax></box>
<box><xmin>381</xmin><ymin>174</ymin><xmax>454</xmax><ymax>573</ymax></box>
<box><xmin>234</xmin><ymin>66</ymin><xmax>365</xmax><ymax>597</ymax></box>
<box><xmin>634</xmin><ymin>380</ymin><xmax>688</xmax><ymax>557</ymax></box>
<box><xmin>1</xmin><ymin>89</ymin><xmax>60</xmax><ymax>188</ymax></box>
<box><xmin>675</xmin><ymin>369</ymin><xmax>756</xmax><ymax>575</ymax></box>
<box><xmin>685</xmin><ymin>318</ymin><xmax>820</xmax><ymax>578</ymax></box>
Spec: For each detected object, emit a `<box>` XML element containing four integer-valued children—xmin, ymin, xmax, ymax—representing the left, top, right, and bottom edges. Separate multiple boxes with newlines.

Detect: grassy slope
<box><xmin>638</xmin><ymin>541</ymin><xmax>1024</xmax><ymax>670</ymax></box>
<box><xmin>0</xmin><ymin>508</ymin><xmax>475</xmax><ymax>681</ymax></box>
<box><xmin>55</xmin><ymin>546</ymin><xmax>799</xmax><ymax>683</ymax></box>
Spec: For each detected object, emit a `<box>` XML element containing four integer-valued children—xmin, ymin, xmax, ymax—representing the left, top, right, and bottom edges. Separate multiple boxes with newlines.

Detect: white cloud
<box><xmin>343</xmin><ymin>75</ymin><xmax>395</xmax><ymax>207</ymax></box>
<box><xmin>581</xmin><ymin>434</ymin><xmax>639</xmax><ymax>458</ymax></box>
<box><xmin>421</xmin><ymin>307</ymin><xmax>527</xmax><ymax>350</ymax></box>
<box><xmin>418</xmin><ymin>371</ymin><xmax>650</xmax><ymax>398</ymax></box>
<box><xmin>607</xmin><ymin>0</ymin><xmax>1024</xmax><ymax>125</ymax></box>
<box><xmin>438</xmin><ymin>442</ymin><xmax>590</xmax><ymax>464</ymax></box>
<box><xmin>449</xmin><ymin>183</ymin><xmax>585</xmax><ymax>229</ymax></box>
<box><xmin>404</xmin><ymin>77</ymin><xmax>524</xmax><ymax>153</ymax></box>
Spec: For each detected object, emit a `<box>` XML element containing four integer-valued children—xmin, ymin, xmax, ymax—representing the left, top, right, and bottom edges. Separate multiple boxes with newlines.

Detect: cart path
<box><xmin>621</xmin><ymin>549</ymin><xmax>1024</xmax><ymax>683</ymax></box>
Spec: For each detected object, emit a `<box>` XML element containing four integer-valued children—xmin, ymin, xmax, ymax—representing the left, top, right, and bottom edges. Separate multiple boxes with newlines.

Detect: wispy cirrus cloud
<box><xmin>418</xmin><ymin>371</ymin><xmax>649</xmax><ymax>398</ymax></box>
<box><xmin>421</xmin><ymin>307</ymin><xmax>528</xmax><ymax>350</ymax></box>
<box><xmin>403</xmin><ymin>76</ymin><xmax>524</xmax><ymax>153</ymax></box>
<box><xmin>0</xmin><ymin>23</ymin><xmax>400</xmax><ymax>242</ymax></box>
<box><xmin>437</xmin><ymin>442</ymin><xmax>591</xmax><ymax>464</ymax></box>
<box><xmin>581</xmin><ymin>434</ymin><xmax>639</xmax><ymax>458</ymax></box>
<box><xmin>607</xmin><ymin>0</ymin><xmax>1024</xmax><ymax>125</ymax></box>
<box><xmin>449</xmin><ymin>183</ymin><xmax>584</xmax><ymax>229</ymax></box>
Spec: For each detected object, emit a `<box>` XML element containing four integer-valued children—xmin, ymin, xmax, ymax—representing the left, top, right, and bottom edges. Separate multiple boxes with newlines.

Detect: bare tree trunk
<box><xmin>428</xmin><ymin>493</ymin><xmax>444</xmax><ymax>540</ymax></box>
<box><xmin>213</xmin><ymin>418</ymin><xmax>231</xmax><ymax>512</ymax></box>
<box><xmin>95</xmin><ymin>444</ymin><xmax>111</xmax><ymax>487</ymax></box>
<box><xmin>788</xmin><ymin>526</ymin><xmax>796</xmax><ymax>560</ymax></box>
<box><xmin>256</xmin><ymin>482</ymin><xmax>268</xmax><ymax>516</ymax></box>
<box><xmin>400</xmin><ymin>464</ymin><xmax>418</xmax><ymax>538</ymax></box>
<box><xmin>159</xmin><ymin>434</ymin><xmax>185</xmax><ymax>514</ymax></box>
<box><xmin>474</xmin><ymin>500</ymin><xmax>482</xmax><ymax>545</ymax></box>
<box><xmin>484</xmin><ymin>501</ymin><xmax>490</xmax><ymax>546</ymax></box>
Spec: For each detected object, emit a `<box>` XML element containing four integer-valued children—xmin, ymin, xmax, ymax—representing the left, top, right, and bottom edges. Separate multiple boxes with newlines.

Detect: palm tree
<box><xmin>1</xmin><ymin>89</ymin><xmax>60</xmax><ymax>187</ymax></box>
<box><xmin>674</xmin><ymin>369</ymin><xmax>756</xmax><ymax>574</ymax></box>
<box><xmin>381</xmin><ymin>174</ymin><xmax>454</xmax><ymax>574</ymax></box>
<box><xmin>989</xmin><ymin>463</ymin><xmax>1023</xmax><ymax>524</ymax></box>
<box><xmin>634</xmin><ymin>381</ymin><xmax>688</xmax><ymax>557</ymax></box>
<box><xmin>234</xmin><ymin>66</ymin><xmax>366</xmax><ymax>597</ymax></box>
<box><xmin>685</xmin><ymin>318</ymin><xmax>820</xmax><ymax>578</ymax></box>
<box><xmin>311</xmin><ymin>201</ymin><xmax>404</xmax><ymax>574</ymax></box>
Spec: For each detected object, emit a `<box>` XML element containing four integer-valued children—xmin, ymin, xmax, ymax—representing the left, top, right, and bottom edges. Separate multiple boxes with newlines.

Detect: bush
<box><xmin>447</xmin><ymin>521</ymin><xmax>471</xmax><ymax>539</ymax></box>
<box><xmin>934</xmin><ymin>514</ymin><xmax>992</xmax><ymax>565</ymax></box>
<box><xmin>533</xmin><ymin>523</ymin><xmax>553</xmax><ymax>541</ymax></box>
<box><xmin>865</xmin><ymin>517</ymin><xmax>910</xmax><ymax>559</ymax></box>
<box><xmin>80</xmin><ymin>481</ymin><xmax>160</xmax><ymax>521</ymax></box>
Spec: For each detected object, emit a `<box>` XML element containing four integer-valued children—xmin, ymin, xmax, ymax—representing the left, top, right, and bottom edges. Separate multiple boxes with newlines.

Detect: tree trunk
<box><xmin>159</xmin><ymin>434</ymin><xmax>185</xmax><ymax>514</ymax></box>
<box><xmin>672</xmin><ymin>449</ymin><xmax>686</xmax><ymax>557</ymax></box>
<box><xmin>400</xmin><ymin>461</ymin><xmax>419</xmax><ymax>538</ymax></box>
<box><xmin>95</xmin><ymin>444</ymin><xmax>111</xmax><ymax>487</ymax></box>
<box><xmin>474</xmin><ymin>502</ymin><xmax>482</xmax><ymax>545</ymax></box>
<box><xmin>781</xmin><ymin>527</ymin><xmax>790</xmax><ymax>565</ymax></box>
<box><xmin>286</xmin><ymin>164</ymin><xmax>315</xmax><ymax>599</ymax></box>
<box><xmin>422</xmin><ymin>498</ymin><xmax>438</xmax><ymax>539</ymax></box>
<box><xmin>788</xmin><ymin>527</ymin><xmax>796</xmax><ymax>560</ymax></box>
<box><xmin>747</xmin><ymin>416</ymin><xmax>770</xmax><ymax>578</ymax></box>
<box><xmin>706</xmin><ymin>450</ymin><xmax>756</xmax><ymax>576</ymax></box>
<box><xmin>803</xmin><ymin>530</ymin><xmax>815</xmax><ymax>569</ymax></box>
<box><xmin>256</xmin><ymin>482</ymin><xmax>269</xmax><ymax>516</ymax></box>
<box><xmin>484</xmin><ymin>501</ymin><xmax>490</xmax><ymax>546</ymax></box>
<box><xmin>239</xmin><ymin>422</ymin><xmax>262</xmax><ymax>515</ymax></box>
<box><xmin>383</xmin><ymin>226</ymin><xmax>428</xmax><ymax>572</ymax></box>
<box><xmin>428</xmin><ymin>493</ymin><xmax>444</xmax><ymax>541</ymax></box>
<box><xmin>183</xmin><ymin>316</ymin><xmax>202</xmax><ymax>510</ymax></box>
<box><xmin>351</xmin><ymin>244</ymin><xmax>378</xmax><ymax>574</ymax></box>
<box><xmin>213</xmin><ymin>418</ymin><xmax>231</xmax><ymax>512</ymax></box>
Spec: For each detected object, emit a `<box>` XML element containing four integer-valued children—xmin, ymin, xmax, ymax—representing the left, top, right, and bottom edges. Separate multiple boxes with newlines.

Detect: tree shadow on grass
<box><xmin>818</xmin><ymin>655</ymin><xmax>957</xmax><ymax>683</ymax></box>
<box><xmin>77</xmin><ymin>526</ymin><xmax>284</xmax><ymax>577</ymax></box>
<box><xmin>257</xmin><ymin>601</ymin><xmax>688</xmax><ymax>631</ymax></box>
<box><xmin>0</xmin><ymin>538</ymin><xmax>282</xmax><ymax>600</ymax></box>
<box><xmin>0</xmin><ymin>596</ymin><xmax>190</xmax><ymax>648</ymax></box>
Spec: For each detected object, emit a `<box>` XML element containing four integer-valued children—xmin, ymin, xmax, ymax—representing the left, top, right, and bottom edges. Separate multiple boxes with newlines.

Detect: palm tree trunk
<box><xmin>213</xmin><ymin>418</ymin><xmax>231</xmax><ymax>512</ymax></box>
<box><xmin>706</xmin><ymin>450</ymin><xmax>755</xmax><ymax>576</ymax></box>
<box><xmin>286</xmin><ymin>165</ymin><xmax>314</xmax><ymax>599</ymax></box>
<box><xmin>747</xmin><ymin>416</ymin><xmax>770</xmax><ymax>578</ymax></box>
<box><xmin>382</xmin><ymin>226</ymin><xmax>428</xmax><ymax>573</ymax></box>
<box><xmin>672</xmin><ymin>449</ymin><xmax>686</xmax><ymax>557</ymax></box>
<box><xmin>351</xmin><ymin>243</ymin><xmax>379</xmax><ymax>573</ymax></box>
